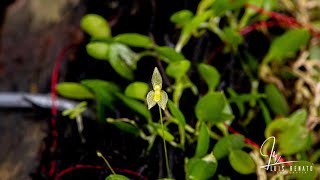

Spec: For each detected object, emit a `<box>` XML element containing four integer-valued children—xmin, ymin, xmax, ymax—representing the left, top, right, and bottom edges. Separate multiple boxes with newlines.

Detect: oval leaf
<box><xmin>186</xmin><ymin>154</ymin><xmax>217</xmax><ymax>180</ymax></box>
<box><xmin>86</xmin><ymin>42</ymin><xmax>109</xmax><ymax>60</ymax></box>
<box><xmin>57</xmin><ymin>82</ymin><xmax>94</xmax><ymax>100</ymax></box>
<box><xmin>109</xmin><ymin>44</ymin><xmax>134</xmax><ymax>80</ymax></box>
<box><xmin>170</xmin><ymin>10</ymin><xmax>194</xmax><ymax>25</ymax></box>
<box><xmin>289</xmin><ymin>108</ymin><xmax>307</xmax><ymax>125</ymax></box>
<box><xmin>265</xmin><ymin>84</ymin><xmax>289</xmax><ymax>116</ymax></box>
<box><xmin>105</xmin><ymin>174</ymin><xmax>130</xmax><ymax>180</ymax></box>
<box><xmin>229</xmin><ymin>150</ymin><xmax>255</xmax><ymax>174</ymax></box>
<box><xmin>213</xmin><ymin>134</ymin><xmax>245</xmax><ymax>160</ymax></box>
<box><xmin>195</xmin><ymin>92</ymin><xmax>227</xmax><ymax>123</ymax></box>
<box><xmin>116</xmin><ymin>93</ymin><xmax>151</xmax><ymax>121</ymax></box>
<box><xmin>195</xmin><ymin>123</ymin><xmax>210</xmax><ymax>158</ymax></box>
<box><xmin>167</xmin><ymin>100</ymin><xmax>186</xmax><ymax>126</ymax></box>
<box><xmin>166</xmin><ymin>60</ymin><xmax>190</xmax><ymax>79</ymax></box>
<box><xmin>155</xmin><ymin>46</ymin><xmax>185</xmax><ymax>62</ymax></box>
<box><xmin>264</xmin><ymin>29</ymin><xmax>310</xmax><ymax>63</ymax></box>
<box><xmin>114</xmin><ymin>33</ymin><xmax>153</xmax><ymax>48</ymax></box>
<box><xmin>157</xmin><ymin>128</ymin><xmax>175</xmax><ymax>142</ymax></box>
<box><xmin>198</xmin><ymin>63</ymin><xmax>220</xmax><ymax>91</ymax></box>
<box><xmin>81</xmin><ymin>14</ymin><xmax>111</xmax><ymax>38</ymax></box>
<box><xmin>124</xmin><ymin>82</ymin><xmax>149</xmax><ymax>101</ymax></box>
<box><xmin>107</xmin><ymin>118</ymin><xmax>140</xmax><ymax>136</ymax></box>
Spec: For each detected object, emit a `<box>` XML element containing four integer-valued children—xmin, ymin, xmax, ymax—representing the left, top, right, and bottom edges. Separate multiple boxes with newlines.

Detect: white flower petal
<box><xmin>146</xmin><ymin>90</ymin><xmax>157</xmax><ymax>109</ymax></box>
<box><xmin>157</xmin><ymin>90</ymin><xmax>168</xmax><ymax>110</ymax></box>
<box><xmin>151</xmin><ymin>67</ymin><xmax>162</xmax><ymax>90</ymax></box>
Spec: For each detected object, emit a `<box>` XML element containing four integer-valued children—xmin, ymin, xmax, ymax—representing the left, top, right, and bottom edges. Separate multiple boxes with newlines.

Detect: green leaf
<box><xmin>56</xmin><ymin>82</ymin><xmax>95</xmax><ymax>100</ymax></box>
<box><xmin>170</xmin><ymin>10</ymin><xmax>194</xmax><ymax>26</ymax></box>
<box><xmin>116</xmin><ymin>93</ymin><xmax>151</xmax><ymax>121</ymax></box>
<box><xmin>166</xmin><ymin>60</ymin><xmax>190</xmax><ymax>79</ymax></box>
<box><xmin>289</xmin><ymin>108</ymin><xmax>307</xmax><ymax>125</ymax></box>
<box><xmin>195</xmin><ymin>92</ymin><xmax>229</xmax><ymax>123</ymax></box>
<box><xmin>197</xmin><ymin>0</ymin><xmax>215</xmax><ymax>15</ymax></box>
<box><xmin>195</xmin><ymin>123</ymin><xmax>210</xmax><ymax>158</ymax></box>
<box><xmin>229</xmin><ymin>150</ymin><xmax>255</xmax><ymax>174</ymax></box>
<box><xmin>264</xmin><ymin>118</ymin><xmax>290</xmax><ymax>138</ymax></box>
<box><xmin>186</xmin><ymin>153</ymin><xmax>217</xmax><ymax>180</ymax></box>
<box><xmin>222</xmin><ymin>27</ymin><xmax>244</xmax><ymax>51</ymax></box>
<box><xmin>155</xmin><ymin>46</ymin><xmax>185</xmax><ymax>62</ymax></box>
<box><xmin>124</xmin><ymin>82</ymin><xmax>149</xmax><ymax>101</ymax></box>
<box><xmin>106</xmin><ymin>118</ymin><xmax>140</xmax><ymax>136</ymax></box>
<box><xmin>114</xmin><ymin>33</ymin><xmax>153</xmax><ymax>48</ymax></box>
<box><xmin>105</xmin><ymin>174</ymin><xmax>130</xmax><ymax>180</ymax></box>
<box><xmin>289</xmin><ymin>161</ymin><xmax>317</xmax><ymax>180</ymax></box>
<box><xmin>178</xmin><ymin>11</ymin><xmax>212</xmax><ymax>48</ymax></box>
<box><xmin>278</xmin><ymin>124</ymin><xmax>309</xmax><ymax>155</ymax></box>
<box><xmin>265</xmin><ymin>84</ymin><xmax>289</xmax><ymax>116</ymax></box>
<box><xmin>86</xmin><ymin>42</ymin><xmax>109</xmax><ymax>60</ymax></box>
<box><xmin>213</xmin><ymin>134</ymin><xmax>245</xmax><ymax>160</ymax></box>
<box><xmin>211</xmin><ymin>0</ymin><xmax>247</xmax><ymax>16</ymax></box>
<box><xmin>80</xmin><ymin>14</ymin><xmax>111</xmax><ymax>38</ymax></box>
<box><xmin>109</xmin><ymin>44</ymin><xmax>135</xmax><ymax>80</ymax></box>
<box><xmin>167</xmin><ymin>100</ymin><xmax>186</xmax><ymax>126</ymax></box>
<box><xmin>264</xmin><ymin>29</ymin><xmax>310</xmax><ymax>64</ymax></box>
<box><xmin>81</xmin><ymin>79</ymin><xmax>120</xmax><ymax>109</ymax></box>
<box><xmin>198</xmin><ymin>63</ymin><xmax>220</xmax><ymax>91</ymax></box>
<box><xmin>156</xmin><ymin>128</ymin><xmax>175</xmax><ymax>142</ymax></box>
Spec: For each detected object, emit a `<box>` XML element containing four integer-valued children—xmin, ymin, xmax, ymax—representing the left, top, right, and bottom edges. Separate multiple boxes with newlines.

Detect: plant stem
<box><xmin>96</xmin><ymin>151</ymin><xmax>116</xmax><ymax>175</ymax></box>
<box><xmin>159</xmin><ymin>106</ymin><xmax>171</xmax><ymax>178</ymax></box>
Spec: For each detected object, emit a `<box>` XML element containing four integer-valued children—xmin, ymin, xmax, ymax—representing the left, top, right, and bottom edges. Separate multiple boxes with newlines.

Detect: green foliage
<box><xmin>166</xmin><ymin>60</ymin><xmax>190</xmax><ymax>79</ymax></box>
<box><xmin>167</xmin><ymin>100</ymin><xmax>186</xmax><ymax>126</ymax></box>
<box><xmin>114</xmin><ymin>33</ymin><xmax>153</xmax><ymax>48</ymax></box>
<box><xmin>56</xmin><ymin>82</ymin><xmax>95</xmax><ymax>100</ymax></box>
<box><xmin>264</xmin><ymin>84</ymin><xmax>289</xmax><ymax>116</ymax></box>
<box><xmin>86</xmin><ymin>42</ymin><xmax>109</xmax><ymax>60</ymax></box>
<box><xmin>155</xmin><ymin>46</ymin><xmax>185</xmax><ymax>62</ymax></box>
<box><xmin>198</xmin><ymin>63</ymin><xmax>220</xmax><ymax>91</ymax></box>
<box><xmin>264</xmin><ymin>29</ymin><xmax>310</xmax><ymax>64</ymax></box>
<box><xmin>195</xmin><ymin>123</ymin><xmax>210</xmax><ymax>158</ymax></box>
<box><xmin>228</xmin><ymin>150</ymin><xmax>255</xmax><ymax>174</ymax></box>
<box><xmin>81</xmin><ymin>14</ymin><xmax>111</xmax><ymax>38</ymax></box>
<box><xmin>186</xmin><ymin>153</ymin><xmax>217</xmax><ymax>180</ymax></box>
<box><xmin>213</xmin><ymin>134</ymin><xmax>245</xmax><ymax>160</ymax></box>
<box><xmin>195</xmin><ymin>92</ymin><xmax>233</xmax><ymax>123</ymax></box>
<box><xmin>124</xmin><ymin>82</ymin><xmax>149</xmax><ymax>101</ymax></box>
<box><xmin>105</xmin><ymin>174</ymin><xmax>130</xmax><ymax>180</ymax></box>
<box><xmin>170</xmin><ymin>10</ymin><xmax>194</xmax><ymax>26</ymax></box>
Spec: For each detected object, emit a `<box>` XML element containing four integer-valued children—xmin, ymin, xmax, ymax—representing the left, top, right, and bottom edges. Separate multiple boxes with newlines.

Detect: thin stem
<box><xmin>159</xmin><ymin>106</ymin><xmax>170</xmax><ymax>178</ymax></box>
<box><xmin>96</xmin><ymin>151</ymin><xmax>116</xmax><ymax>175</ymax></box>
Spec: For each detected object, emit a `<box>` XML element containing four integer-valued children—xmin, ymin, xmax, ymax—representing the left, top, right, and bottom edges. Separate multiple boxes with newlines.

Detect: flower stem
<box><xmin>96</xmin><ymin>151</ymin><xmax>116</xmax><ymax>175</ymax></box>
<box><xmin>159</xmin><ymin>106</ymin><xmax>171</xmax><ymax>178</ymax></box>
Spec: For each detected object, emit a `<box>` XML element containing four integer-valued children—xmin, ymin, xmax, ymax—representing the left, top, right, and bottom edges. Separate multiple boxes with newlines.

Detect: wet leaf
<box><xmin>213</xmin><ymin>134</ymin><xmax>245</xmax><ymax>160</ymax></box>
<box><xmin>57</xmin><ymin>82</ymin><xmax>94</xmax><ymax>100</ymax></box>
<box><xmin>114</xmin><ymin>33</ymin><xmax>153</xmax><ymax>48</ymax></box>
<box><xmin>124</xmin><ymin>82</ymin><xmax>149</xmax><ymax>101</ymax></box>
<box><xmin>229</xmin><ymin>150</ymin><xmax>255</xmax><ymax>174</ymax></box>
<box><xmin>81</xmin><ymin>14</ymin><xmax>111</xmax><ymax>38</ymax></box>
<box><xmin>195</xmin><ymin>123</ymin><xmax>210</xmax><ymax>158</ymax></box>
<box><xmin>198</xmin><ymin>63</ymin><xmax>220</xmax><ymax>91</ymax></box>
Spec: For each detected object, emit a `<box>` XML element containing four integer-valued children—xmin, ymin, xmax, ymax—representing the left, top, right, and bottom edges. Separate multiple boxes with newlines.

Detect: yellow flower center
<box><xmin>154</xmin><ymin>90</ymin><xmax>161</xmax><ymax>102</ymax></box>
